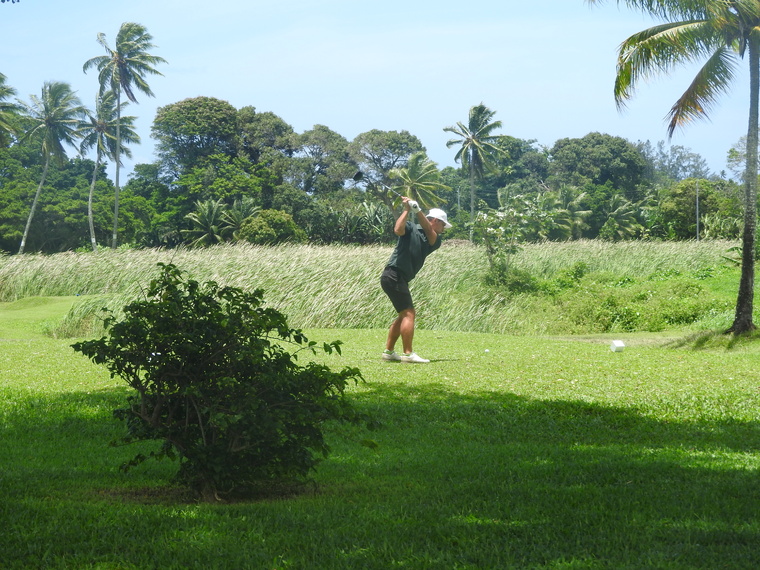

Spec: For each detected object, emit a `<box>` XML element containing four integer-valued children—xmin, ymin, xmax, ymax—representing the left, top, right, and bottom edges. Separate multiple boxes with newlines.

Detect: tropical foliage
<box><xmin>0</xmin><ymin>18</ymin><xmax>750</xmax><ymax>259</ymax></box>
<box><xmin>444</xmin><ymin>103</ymin><xmax>504</xmax><ymax>232</ymax></box>
<box><xmin>585</xmin><ymin>0</ymin><xmax>760</xmax><ymax>334</ymax></box>
<box><xmin>83</xmin><ymin>21</ymin><xmax>167</xmax><ymax>249</ymax></box>
<box><xmin>238</xmin><ymin>209</ymin><xmax>307</xmax><ymax>245</ymax></box>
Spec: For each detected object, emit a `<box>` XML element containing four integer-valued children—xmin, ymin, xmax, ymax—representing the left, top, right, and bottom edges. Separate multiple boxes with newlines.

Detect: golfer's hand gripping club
<box><xmin>409</xmin><ymin>200</ymin><xmax>420</xmax><ymax>214</ymax></box>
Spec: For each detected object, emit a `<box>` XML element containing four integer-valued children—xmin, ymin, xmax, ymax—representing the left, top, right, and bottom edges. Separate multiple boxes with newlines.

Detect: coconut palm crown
<box><xmin>444</xmin><ymin>104</ymin><xmax>504</xmax><ymax>237</ymax></box>
<box><xmin>83</xmin><ymin>22</ymin><xmax>166</xmax><ymax>249</ymax></box>
<box><xmin>17</xmin><ymin>81</ymin><xmax>87</xmax><ymax>254</ymax></box>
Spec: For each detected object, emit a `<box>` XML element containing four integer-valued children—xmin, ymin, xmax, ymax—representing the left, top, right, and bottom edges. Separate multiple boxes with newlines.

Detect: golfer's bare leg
<box><xmin>385</xmin><ymin>315</ymin><xmax>402</xmax><ymax>351</ymax></box>
<box><xmin>386</xmin><ymin>308</ymin><xmax>415</xmax><ymax>354</ymax></box>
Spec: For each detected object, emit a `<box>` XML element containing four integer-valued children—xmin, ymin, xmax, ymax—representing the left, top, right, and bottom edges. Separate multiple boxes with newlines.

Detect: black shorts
<box><xmin>380</xmin><ymin>266</ymin><xmax>414</xmax><ymax>313</ymax></box>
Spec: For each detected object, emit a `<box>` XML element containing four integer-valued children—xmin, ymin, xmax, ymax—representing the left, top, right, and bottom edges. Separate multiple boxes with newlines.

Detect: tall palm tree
<box><xmin>444</xmin><ymin>104</ymin><xmax>504</xmax><ymax>238</ymax></box>
<box><xmin>388</xmin><ymin>152</ymin><xmax>450</xmax><ymax>212</ymax></box>
<box><xmin>79</xmin><ymin>90</ymin><xmax>140</xmax><ymax>251</ymax></box>
<box><xmin>83</xmin><ymin>22</ymin><xmax>166</xmax><ymax>249</ymax></box>
<box><xmin>586</xmin><ymin>0</ymin><xmax>759</xmax><ymax>333</ymax></box>
<box><xmin>17</xmin><ymin>81</ymin><xmax>86</xmax><ymax>254</ymax></box>
<box><xmin>0</xmin><ymin>72</ymin><xmax>19</xmax><ymax>146</ymax></box>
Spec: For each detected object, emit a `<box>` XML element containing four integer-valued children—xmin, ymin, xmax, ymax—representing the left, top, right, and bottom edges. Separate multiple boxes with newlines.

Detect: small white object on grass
<box><xmin>610</xmin><ymin>340</ymin><xmax>625</xmax><ymax>352</ymax></box>
<box><xmin>484</xmin><ymin>349</ymin><xmax>490</xmax><ymax>353</ymax></box>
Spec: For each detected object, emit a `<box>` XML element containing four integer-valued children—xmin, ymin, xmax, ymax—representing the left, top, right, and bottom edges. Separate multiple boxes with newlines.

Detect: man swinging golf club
<box><xmin>381</xmin><ymin>196</ymin><xmax>451</xmax><ymax>363</ymax></box>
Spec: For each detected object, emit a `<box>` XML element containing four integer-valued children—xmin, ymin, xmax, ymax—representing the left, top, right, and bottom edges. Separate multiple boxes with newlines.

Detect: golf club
<box><xmin>352</xmin><ymin>171</ymin><xmax>419</xmax><ymax>212</ymax></box>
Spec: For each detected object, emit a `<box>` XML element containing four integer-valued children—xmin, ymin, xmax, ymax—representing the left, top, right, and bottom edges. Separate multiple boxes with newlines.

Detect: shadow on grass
<box><xmin>0</xmin><ymin>388</ymin><xmax>171</xmax><ymax>495</ymax></box>
<box><xmin>666</xmin><ymin>328</ymin><xmax>760</xmax><ymax>350</ymax></box>
<box><xmin>1</xmin><ymin>384</ymin><xmax>759</xmax><ymax>568</ymax></box>
<box><xmin>330</xmin><ymin>383</ymin><xmax>760</xmax><ymax>567</ymax></box>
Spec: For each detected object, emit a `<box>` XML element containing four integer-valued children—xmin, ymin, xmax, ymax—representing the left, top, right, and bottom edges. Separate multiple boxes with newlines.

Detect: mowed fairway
<box><xmin>1</xmin><ymin>292</ymin><xmax>760</xmax><ymax>568</ymax></box>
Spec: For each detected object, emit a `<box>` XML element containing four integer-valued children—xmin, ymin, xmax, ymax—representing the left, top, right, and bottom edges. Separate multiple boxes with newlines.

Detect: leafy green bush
<box><xmin>484</xmin><ymin>264</ymin><xmax>542</xmax><ymax>294</ymax></box>
<box><xmin>553</xmin><ymin>272</ymin><xmax>730</xmax><ymax>333</ymax></box>
<box><xmin>72</xmin><ymin>263</ymin><xmax>366</xmax><ymax>501</ymax></box>
<box><xmin>547</xmin><ymin>261</ymin><xmax>589</xmax><ymax>292</ymax></box>
<box><xmin>238</xmin><ymin>209</ymin><xmax>307</xmax><ymax>245</ymax></box>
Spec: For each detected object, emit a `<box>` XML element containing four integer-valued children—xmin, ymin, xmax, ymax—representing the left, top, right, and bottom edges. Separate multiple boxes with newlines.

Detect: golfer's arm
<box><xmin>394</xmin><ymin>211</ymin><xmax>408</xmax><ymax>236</ymax></box>
<box><xmin>418</xmin><ymin>212</ymin><xmax>438</xmax><ymax>245</ymax></box>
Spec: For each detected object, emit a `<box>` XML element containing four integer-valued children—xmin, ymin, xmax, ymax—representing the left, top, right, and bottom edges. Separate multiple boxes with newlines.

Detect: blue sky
<box><xmin>1</xmin><ymin>0</ymin><xmax>749</xmax><ymax>178</ymax></box>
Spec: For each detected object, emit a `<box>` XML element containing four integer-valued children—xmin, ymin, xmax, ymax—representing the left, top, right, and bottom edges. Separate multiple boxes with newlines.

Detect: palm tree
<box><xmin>0</xmin><ymin>72</ymin><xmax>20</xmax><ymax>146</ymax></box>
<box><xmin>83</xmin><ymin>22</ymin><xmax>166</xmax><ymax>249</ymax></box>
<box><xmin>525</xmin><ymin>192</ymin><xmax>575</xmax><ymax>242</ymax></box>
<box><xmin>221</xmin><ymin>197</ymin><xmax>260</xmax><ymax>241</ymax></box>
<box><xmin>17</xmin><ymin>81</ymin><xmax>86</xmax><ymax>254</ymax></box>
<box><xmin>182</xmin><ymin>199</ymin><xmax>228</xmax><ymax>247</ymax></box>
<box><xmin>388</xmin><ymin>152</ymin><xmax>450</xmax><ymax>212</ymax></box>
<box><xmin>444</xmin><ymin>104</ymin><xmax>504</xmax><ymax>238</ymax></box>
<box><xmin>557</xmin><ymin>185</ymin><xmax>592</xmax><ymax>239</ymax></box>
<box><xmin>599</xmin><ymin>194</ymin><xmax>643</xmax><ymax>241</ymax></box>
<box><xmin>586</xmin><ymin>0</ymin><xmax>759</xmax><ymax>333</ymax></box>
<box><xmin>79</xmin><ymin>90</ymin><xmax>140</xmax><ymax>251</ymax></box>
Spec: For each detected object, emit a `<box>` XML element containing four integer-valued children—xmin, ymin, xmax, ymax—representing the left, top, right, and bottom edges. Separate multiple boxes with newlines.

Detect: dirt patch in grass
<box><xmin>94</xmin><ymin>486</ymin><xmax>199</xmax><ymax>505</ymax></box>
<box><xmin>94</xmin><ymin>480</ymin><xmax>318</xmax><ymax>505</ymax></box>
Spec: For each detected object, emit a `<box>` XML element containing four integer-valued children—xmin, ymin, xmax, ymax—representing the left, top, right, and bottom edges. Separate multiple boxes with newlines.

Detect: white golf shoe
<box><xmin>401</xmin><ymin>352</ymin><xmax>429</xmax><ymax>363</ymax></box>
<box><xmin>382</xmin><ymin>350</ymin><xmax>402</xmax><ymax>361</ymax></box>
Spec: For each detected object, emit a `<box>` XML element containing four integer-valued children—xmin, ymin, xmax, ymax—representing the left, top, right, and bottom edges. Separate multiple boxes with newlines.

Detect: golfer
<box><xmin>381</xmin><ymin>197</ymin><xmax>451</xmax><ymax>363</ymax></box>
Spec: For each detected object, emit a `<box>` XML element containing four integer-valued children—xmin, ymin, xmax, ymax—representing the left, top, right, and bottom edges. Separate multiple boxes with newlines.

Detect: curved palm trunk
<box><xmin>18</xmin><ymin>156</ymin><xmax>50</xmax><ymax>254</ymax></box>
<box><xmin>729</xmin><ymin>37</ymin><xmax>759</xmax><ymax>334</ymax></box>
<box><xmin>111</xmin><ymin>89</ymin><xmax>122</xmax><ymax>249</ymax></box>
<box><xmin>88</xmin><ymin>155</ymin><xmax>100</xmax><ymax>252</ymax></box>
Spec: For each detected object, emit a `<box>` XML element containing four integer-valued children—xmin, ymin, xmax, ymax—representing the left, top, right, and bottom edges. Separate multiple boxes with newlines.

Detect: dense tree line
<box><xmin>0</xmin><ymin>87</ymin><xmax>745</xmax><ymax>254</ymax></box>
<box><xmin>0</xmin><ymin>21</ymin><xmax>749</xmax><ymax>255</ymax></box>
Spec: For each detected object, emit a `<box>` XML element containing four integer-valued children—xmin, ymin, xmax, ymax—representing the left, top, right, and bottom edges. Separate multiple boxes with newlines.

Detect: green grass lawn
<box><xmin>2</xmin><ymin>297</ymin><xmax>760</xmax><ymax>568</ymax></box>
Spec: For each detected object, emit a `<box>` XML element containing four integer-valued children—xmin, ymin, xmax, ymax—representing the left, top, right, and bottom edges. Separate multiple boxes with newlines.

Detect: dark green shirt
<box><xmin>386</xmin><ymin>221</ymin><xmax>441</xmax><ymax>282</ymax></box>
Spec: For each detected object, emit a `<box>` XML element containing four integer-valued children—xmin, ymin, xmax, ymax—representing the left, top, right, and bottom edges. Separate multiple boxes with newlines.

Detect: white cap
<box><xmin>427</xmin><ymin>208</ymin><xmax>452</xmax><ymax>229</ymax></box>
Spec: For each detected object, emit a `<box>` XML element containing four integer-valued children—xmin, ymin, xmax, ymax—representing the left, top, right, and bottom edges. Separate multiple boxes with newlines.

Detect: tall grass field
<box><xmin>1</xmin><ymin>240</ymin><xmax>759</xmax><ymax>568</ymax></box>
<box><xmin>0</xmin><ymin>239</ymin><xmax>745</xmax><ymax>336</ymax></box>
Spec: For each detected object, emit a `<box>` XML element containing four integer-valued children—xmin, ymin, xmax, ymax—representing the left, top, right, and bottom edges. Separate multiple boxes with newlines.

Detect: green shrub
<box><xmin>554</xmin><ymin>272</ymin><xmax>730</xmax><ymax>333</ymax></box>
<box><xmin>239</xmin><ymin>209</ymin><xmax>307</xmax><ymax>245</ymax></box>
<box><xmin>551</xmin><ymin>261</ymin><xmax>589</xmax><ymax>291</ymax></box>
<box><xmin>484</xmin><ymin>264</ymin><xmax>542</xmax><ymax>294</ymax></box>
<box><xmin>72</xmin><ymin>263</ymin><xmax>366</xmax><ymax>501</ymax></box>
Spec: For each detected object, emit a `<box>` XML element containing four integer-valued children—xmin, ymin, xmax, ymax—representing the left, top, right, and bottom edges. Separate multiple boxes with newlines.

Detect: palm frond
<box><xmin>615</xmin><ymin>20</ymin><xmax>721</xmax><ymax>106</ymax></box>
<box><xmin>19</xmin><ymin>81</ymin><xmax>87</xmax><ymax>163</ymax></box>
<box><xmin>666</xmin><ymin>45</ymin><xmax>738</xmax><ymax>135</ymax></box>
<box><xmin>84</xmin><ymin>22</ymin><xmax>166</xmax><ymax>103</ymax></box>
<box><xmin>388</xmin><ymin>152</ymin><xmax>450</xmax><ymax>209</ymax></box>
<box><xmin>586</xmin><ymin>0</ymin><xmax>710</xmax><ymax>21</ymax></box>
